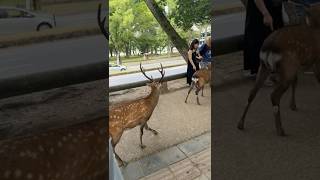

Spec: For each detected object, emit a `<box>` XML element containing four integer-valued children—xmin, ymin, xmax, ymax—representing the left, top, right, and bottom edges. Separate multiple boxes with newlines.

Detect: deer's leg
<box><xmin>140</xmin><ymin>124</ymin><xmax>146</xmax><ymax>149</ymax></box>
<box><xmin>201</xmin><ymin>87</ymin><xmax>204</xmax><ymax>97</ymax></box>
<box><xmin>185</xmin><ymin>81</ymin><xmax>195</xmax><ymax>103</ymax></box>
<box><xmin>196</xmin><ymin>87</ymin><xmax>201</xmax><ymax>105</ymax></box>
<box><xmin>313</xmin><ymin>60</ymin><xmax>320</xmax><ymax>83</ymax></box>
<box><xmin>111</xmin><ymin>139</ymin><xmax>127</xmax><ymax>166</ymax></box>
<box><xmin>271</xmin><ymin>81</ymin><xmax>291</xmax><ymax>136</ymax></box>
<box><xmin>145</xmin><ymin>123</ymin><xmax>158</xmax><ymax>135</ymax></box>
<box><xmin>238</xmin><ymin>63</ymin><xmax>270</xmax><ymax>130</ymax></box>
<box><xmin>290</xmin><ymin>75</ymin><xmax>298</xmax><ymax>111</ymax></box>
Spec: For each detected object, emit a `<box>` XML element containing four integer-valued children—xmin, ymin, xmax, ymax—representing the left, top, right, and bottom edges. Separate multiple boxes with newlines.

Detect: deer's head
<box><xmin>140</xmin><ymin>63</ymin><xmax>165</xmax><ymax>90</ymax></box>
<box><xmin>305</xmin><ymin>5</ymin><xmax>320</xmax><ymax>28</ymax></box>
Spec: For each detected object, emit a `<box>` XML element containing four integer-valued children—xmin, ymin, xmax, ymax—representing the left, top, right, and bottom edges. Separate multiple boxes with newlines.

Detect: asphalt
<box><xmin>213</xmin><ymin>52</ymin><xmax>320</xmax><ymax>180</ymax></box>
<box><xmin>0</xmin><ymin>35</ymin><xmax>106</xmax><ymax>79</ymax></box>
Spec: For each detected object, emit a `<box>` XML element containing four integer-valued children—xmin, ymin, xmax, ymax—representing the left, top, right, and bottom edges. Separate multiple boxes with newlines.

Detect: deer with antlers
<box><xmin>109</xmin><ymin>63</ymin><xmax>165</xmax><ymax>166</ymax></box>
<box><xmin>237</xmin><ymin>5</ymin><xmax>320</xmax><ymax>136</ymax></box>
<box><xmin>185</xmin><ymin>64</ymin><xmax>212</xmax><ymax>105</ymax></box>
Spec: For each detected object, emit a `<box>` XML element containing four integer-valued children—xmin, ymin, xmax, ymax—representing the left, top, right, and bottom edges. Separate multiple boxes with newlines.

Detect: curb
<box><xmin>120</xmin><ymin>132</ymin><xmax>211</xmax><ymax>180</ymax></box>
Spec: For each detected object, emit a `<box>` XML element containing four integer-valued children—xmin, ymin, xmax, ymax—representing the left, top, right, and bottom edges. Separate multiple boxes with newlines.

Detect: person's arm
<box><xmin>255</xmin><ymin>0</ymin><xmax>274</xmax><ymax>31</ymax></box>
<box><xmin>188</xmin><ymin>50</ymin><xmax>196</xmax><ymax>70</ymax></box>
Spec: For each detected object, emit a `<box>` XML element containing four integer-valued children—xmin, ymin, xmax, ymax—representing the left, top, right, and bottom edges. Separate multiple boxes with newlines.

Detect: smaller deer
<box><xmin>109</xmin><ymin>63</ymin><xmax>165</xmax><ymax>166</ymax></box>
<box><xmin>185</xmin><ymin>64</ymin><xmax>212</xmax><ymax>105</ymax></box>
<box><xmin>238</xmin><ymin>5</ymin><xmax>320</xmax><ymax>136</ymax></box>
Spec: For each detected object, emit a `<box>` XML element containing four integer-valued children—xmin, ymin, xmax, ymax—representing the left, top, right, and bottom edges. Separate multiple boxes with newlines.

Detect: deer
<box><xmin>109</xmin><ymin>63</ymin><xmax>165</xmax><ymax>166</ymax></box>
<box><xmin>0</xmin><ymin>118</ymin><xmax>108</xmax><ymax>180</ymax></box>
<box><xmin>237</xmin><ymin>5</ymin><xmax>320</xmax><ymax>136</ymax></box>
<box><xmin>0</xmin><ymin>4</ymin><xmax>109</xmax><ymax>180</ymax></box>
<box><xmin>185</xmin><ymin>63</ymin><xmax>212</xmax><ymax>105</ymax></box>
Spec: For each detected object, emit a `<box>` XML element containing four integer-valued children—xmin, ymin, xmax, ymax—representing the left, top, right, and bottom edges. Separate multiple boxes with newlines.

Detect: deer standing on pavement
<box><xmin>109</xmin><ymin>63</ymin><xmax>165</xmax><ymax>166</ymax></box>
<box><xmin>185</xmin><ymin>64</ymin><xmax>212</xmax><ymax>105</ymax></box>
<box><xmin>238</xmin><ymin>5</ymin><xmax>320</xmax><ymax>136</ymax></box>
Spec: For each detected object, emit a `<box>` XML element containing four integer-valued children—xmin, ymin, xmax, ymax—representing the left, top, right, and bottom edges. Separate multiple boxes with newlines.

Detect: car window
<box><xmin>0</xmin><ymin>9</ymin><xmax>8</xmax><ymax>19</ymax></box>
<box><xmin>6</xmin><ymin>9</ymin><xmax>24</xmax><ymax>18</ymax></box>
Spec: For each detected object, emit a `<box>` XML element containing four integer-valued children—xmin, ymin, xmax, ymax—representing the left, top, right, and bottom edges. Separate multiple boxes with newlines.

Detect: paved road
<box><xmin>213</xmin><ymin>52</ymin><xmax>320</xmax><ymax>180</ymax></box>
<box><xmin>110</xmin><ymin>66</ymin><xmax>187</xmax><ymax>87</ymax></box>
<box><xmin>0</xmin><ymin>35</ymin><xmax>106</xmax><ymax>79</ymax></box>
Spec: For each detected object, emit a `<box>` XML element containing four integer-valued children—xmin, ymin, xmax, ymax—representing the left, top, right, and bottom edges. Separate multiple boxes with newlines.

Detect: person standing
<box><xmin>243</xmin><ymin>0</ymin><xmax>284</xmax><ymax>78</ymax></box>
<box><xmin>199</xmin><ymin>36</ymin><xmax>212</xmax><ymax>69</ymax></box>
<box><xmin>187</xmin><ymin>39</ymin><xmax>202</xmax><ymax>85</ymax></box>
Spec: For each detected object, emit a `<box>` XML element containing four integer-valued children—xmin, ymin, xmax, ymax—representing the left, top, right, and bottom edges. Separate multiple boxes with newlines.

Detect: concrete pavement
<box><xmin>121</xmin><ymin>132</ymin><xmax>211</xmax><ymax>180</ymax></box>
<box><xmin>213</xmin><ymin>52</ymin><xmax>320</xmax><ymax>180</ymax></box>
<box><xmin>110</xmin><ymin>78</ymin><xmax>211</xmax><ymax>164</ymax></box>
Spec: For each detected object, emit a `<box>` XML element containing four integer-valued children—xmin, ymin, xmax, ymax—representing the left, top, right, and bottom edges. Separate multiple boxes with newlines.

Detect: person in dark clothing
<box><xmin>187</xmin><ymin>39</ymin><xmax>202</xmax><ymax>85</ymax></box>
<box><xmin>243</xmin><ymin>0</ymin><xmax>284</xmax><ymax>77</ymax></box>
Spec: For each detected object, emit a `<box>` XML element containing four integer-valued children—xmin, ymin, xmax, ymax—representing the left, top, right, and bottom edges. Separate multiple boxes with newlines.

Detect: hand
<box><xmin>192</xmin><ymin>65</ymin><xmax>196</xmax><ymax>71</ymax></box>
<box><xmin>263</xmin><ymin>13</ymin><xmax>274</xmax><ymax>31</ymax></box>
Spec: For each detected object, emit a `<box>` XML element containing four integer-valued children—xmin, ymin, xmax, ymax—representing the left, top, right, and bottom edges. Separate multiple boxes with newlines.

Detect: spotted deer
<box><xmin>238</xmin><ymin>5</ymin><xmax>320</xmax><ymax>136</ymax></box>
<box><xmin>109</xmin><ymin>63</ymin><xmax>165</xmax><ymax>166</ymax></box>
<box><xmin>0</xmin><ymin>118</ymin><xmax>108</xmax><ymax>180</ymax></box>
<box><xmin>0</xmin><ymin>4</ymin><xmax>109</xmax><ymax>180</ymax></box>
<box><xmin>185</xmin><ymin>64</ymin><xmax>212</xmax><ymax>105</ymax></box>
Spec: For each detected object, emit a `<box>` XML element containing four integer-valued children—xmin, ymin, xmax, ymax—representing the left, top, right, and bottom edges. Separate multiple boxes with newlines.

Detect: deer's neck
<box><xmin>146</xmin><ymin>86</ymin><xmax>161</xmax><ymax>107</ymax></box>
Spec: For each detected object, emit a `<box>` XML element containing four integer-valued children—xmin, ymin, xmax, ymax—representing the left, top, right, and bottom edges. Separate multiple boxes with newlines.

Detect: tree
<box><xmin>143</xmin><ymin>0</ymin><xmax>189</xmax><ymax>62</ymax></box>
<box><xmin>171</xmin><ymin>0</ymin><xmax>210</xmax><ymax>31</ymax></box>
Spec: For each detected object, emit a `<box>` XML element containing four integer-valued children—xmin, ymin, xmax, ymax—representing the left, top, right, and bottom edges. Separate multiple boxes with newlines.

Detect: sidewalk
<box><xmin>121</xmin><ymin>132</ymin><xmax>211</xmax><ymax>180</ymax></box>
<box><xmin>213</xmin><ymin>52</ymin><xmax>320</xmax><ymax>180</ymax></box>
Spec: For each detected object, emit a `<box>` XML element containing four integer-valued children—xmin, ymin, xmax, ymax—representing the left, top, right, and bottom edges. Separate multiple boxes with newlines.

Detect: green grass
<box><xmin>109</xmin><ymin>53</ymin><xmax>180</xmax><ymax>64</ymax></box>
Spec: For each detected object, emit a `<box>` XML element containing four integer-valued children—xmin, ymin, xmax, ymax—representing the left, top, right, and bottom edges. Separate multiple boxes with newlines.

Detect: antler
<box><xmin>158</xmin><ymin>63</ymin><xmax>165</xmax><ymax>82</ymax></box>
<box><xmin>97</xmin><ymin>3</ymin><xmax>109</xmax><ymax>40</ymax></box>
<box><xmin>140</xmin><ymin>63</ymin><xmax>153</xmax><ymax>81</ymax></box>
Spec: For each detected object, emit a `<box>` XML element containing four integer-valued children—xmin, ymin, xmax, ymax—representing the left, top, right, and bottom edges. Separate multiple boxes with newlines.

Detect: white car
<box><xmin>0</xmin><ymin>6</ymin><xmax>56</xmax><ymax>35</ymax></box>
<box><xmin>109</xmin><ymin>64</ymin><xmax>127</xmax><ymax>71</ymax></box>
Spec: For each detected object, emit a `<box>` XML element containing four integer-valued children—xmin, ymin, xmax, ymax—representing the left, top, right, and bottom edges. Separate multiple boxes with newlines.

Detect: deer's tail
<box><xmin>192</xmin><ymin>73</ymin><xmax>200</xmax><ymax>88</ymax></box>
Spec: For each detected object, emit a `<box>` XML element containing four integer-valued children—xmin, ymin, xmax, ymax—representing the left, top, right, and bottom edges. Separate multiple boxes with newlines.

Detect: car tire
<box><xmin>37</xmin><ymin>23</ymin><xmax>52</xmax><ymax>31</ymax></box>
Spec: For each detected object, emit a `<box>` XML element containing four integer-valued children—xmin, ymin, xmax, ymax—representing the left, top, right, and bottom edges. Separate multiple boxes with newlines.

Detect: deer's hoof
<box><xmin>277</xmin><ymin>129</ymin><xmax>286</xmax><ymax>137</ymax></box>
<box><xmin>119</xmin><ymin>161</ymin><xmax>128</xmax><ymax>167</ymax></box>
<box><xmin>140</xmin><ymin>144</ymin><xmax>146</xmax><ymax>149</ymax></box>
<box><xmin>290</xmin><ymin>104</ymin><xmax>297</xmax><ymax>111</ymax></box>
<box><xmin>237</xmin><ymin>123</ymin><xmax>244</xmax><ymax>130</ymax></box>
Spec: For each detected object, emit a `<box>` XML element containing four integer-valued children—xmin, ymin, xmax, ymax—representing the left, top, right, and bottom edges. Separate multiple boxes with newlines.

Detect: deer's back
<box><xmin>262</xmin><ymin>25</ymin><xmax>320</xmax><ymax>66</ymax></box>
<box><xmin>109</xmin><ymin>98</ymin><xmax>156</xmax><ymax>129</ymax></box>
<box><xmin>0</xmin><ymin>119</ymin><xmax>107</xmax><ymax>180</ymax></box>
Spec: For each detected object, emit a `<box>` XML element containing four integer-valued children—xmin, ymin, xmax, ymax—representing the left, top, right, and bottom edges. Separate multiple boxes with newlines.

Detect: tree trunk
<box><xmin>116</xmin><ymin>51</ymin><xmax>121</xmax><ymax>65</ymax></box>
<box><xmin>144</xmin><ymin>0</ymin><xmax>188</xmax><ymax>62</ymax></box>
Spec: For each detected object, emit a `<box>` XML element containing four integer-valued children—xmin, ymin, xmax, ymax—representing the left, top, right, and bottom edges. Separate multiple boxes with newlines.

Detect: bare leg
<box><xmin>185</xmin><ymin>81</ymin><xmax>195</xmax><ymax>103</ymax></box>
<box><xmin>271</xmin><ymin>81</ymin><xmax>291</xmax><ymax>136</ymax></box>
<box><xmin>140</xmin><ymin>124</ymin><xmax>146</xmax><ymax>149</ymax></box>
<box><xmin>145</xmin><ymin>123</ymin><xmax>158</xmax><ymax>135</ymax></box>
<box><xmin>238</xmin><ymin>64</ymin><xmax>270</xmax><ymax>130</ymax></box>
<box><xmin>290</xmin><ymin>75</ymin><xmax>298</xmax><ymax>111</ymax></box>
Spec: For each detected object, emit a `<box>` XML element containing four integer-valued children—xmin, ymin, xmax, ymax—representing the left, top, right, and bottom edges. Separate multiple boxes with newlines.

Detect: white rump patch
<box><xmin>260</xmin><ymin>51</ymin><xmax>282</xmax><ymax>72</ymax></box>
<box><xmin>192</xmin><ymin>77</ymin><xmax>199</xmax><ymax>83</ymax></box>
